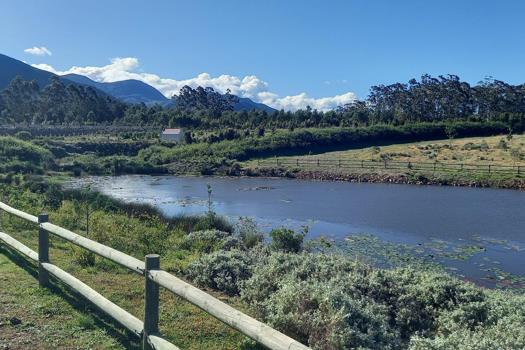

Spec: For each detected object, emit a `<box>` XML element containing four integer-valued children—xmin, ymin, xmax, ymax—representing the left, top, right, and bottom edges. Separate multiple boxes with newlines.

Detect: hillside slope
<box><xmin>0</xmin><ymin>53</ymin><xmax>276</xmax><ymax>111</ymax></box>
<box><xmin>0</xmin><ymin>53</ymin><xmax>57</xmax><ymax>89</ymax></box>
<box><xmin>63</xmin><ymin>73</ymin><xmax>169</xmax><ymax>105</ymax></box>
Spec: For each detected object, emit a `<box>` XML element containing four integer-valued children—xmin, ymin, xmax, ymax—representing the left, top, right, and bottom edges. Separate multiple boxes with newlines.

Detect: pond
<box><xmin>66</xmin><ymin>175</ymin><xmax>525</xmax><ymax>289</ymax></box>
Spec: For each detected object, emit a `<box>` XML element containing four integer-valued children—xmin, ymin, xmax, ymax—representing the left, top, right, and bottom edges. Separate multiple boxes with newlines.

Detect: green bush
<box><xmin>409</xmin><ymin>291</ymin><xmax>525</xmax><ymax>349</ymax></box>
<box><xmin>14</xmin><ymin>130</ymin><xmax>32</xmax><ymax>140</ymax></box>
<box><xmin>234</xmin><ymin>217</ymin><xmax>264</xmax><ymax>249</ymax></box>
<box><xmin>269</xmin><ymin>227</ymin><xmax>305</xmax><ymax>253</ymax></box>
<box><xmin>180</xmin><ymin>230</ymin><xmax>232</xmax><ymax>253</ymax></box>
<box><xmin>0</xmin><ymin>136</ymin><xmax>54</xmax><ymax>173</ymax></box>
<box><xmin>138</xmin><ymin>121</ymin><xmax>511</xmax><ymax>166</ymax></box>
<box><xmin>186</xmin><ymin>249</ymin><xmax>254</xmax><ymax>296</ymax></box>
<box><xmin>239</xmin><ymin>252</ymin><xmax>525</xmax><ymax>350</ymax></box>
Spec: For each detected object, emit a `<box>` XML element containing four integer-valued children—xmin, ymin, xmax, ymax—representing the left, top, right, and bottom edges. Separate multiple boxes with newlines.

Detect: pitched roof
<box><xmin>162</xmin><ymin>128</ymin><xmax>182</xmax><ymax>135</ymax></box>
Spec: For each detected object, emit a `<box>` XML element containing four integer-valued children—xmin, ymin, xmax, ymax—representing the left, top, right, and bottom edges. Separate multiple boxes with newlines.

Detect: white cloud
<box><xmin>32</xmin><ymin>57</ymin><xmax>357</xmax><ymax>111</ymax></box>
<box><xmin>24</xmin><ymin>46</ymin><xmax>52</xmax><ymax>56</ymax></box>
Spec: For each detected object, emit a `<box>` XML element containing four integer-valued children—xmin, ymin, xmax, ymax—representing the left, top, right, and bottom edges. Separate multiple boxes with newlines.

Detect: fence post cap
<box><xmin>145</xmin><ymin>254</ymin><xmax>160</xmax><ymax>269</ymax></box>
<box><xmin>38</xmin><ymin>214</ymin><xmax>49</xmax><ymax>223</ymax></box>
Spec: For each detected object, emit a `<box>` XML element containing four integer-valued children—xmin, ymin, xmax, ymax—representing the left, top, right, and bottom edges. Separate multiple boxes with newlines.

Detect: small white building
<box><xmin>160</xmin><ymin>128</ymin><xmax>184</xmax><ymax>142</ymax></box>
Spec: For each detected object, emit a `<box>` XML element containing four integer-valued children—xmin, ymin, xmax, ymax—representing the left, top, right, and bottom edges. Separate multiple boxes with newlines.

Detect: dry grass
<box><xmin>244</xmin><ymin>134</ymin><xmax>525</xmax><ymax>167</ymax></box>
<box><xmin>291</xmin><ymin>134</ymin><xmax>525</xmax><ymax>165</ymax></box>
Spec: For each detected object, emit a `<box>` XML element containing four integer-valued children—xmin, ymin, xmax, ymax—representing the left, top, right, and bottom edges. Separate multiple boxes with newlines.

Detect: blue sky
<box><xmin>1</xmin><ymin>0</ymin><xmax>525</xmax><ymax>110</ymax></box>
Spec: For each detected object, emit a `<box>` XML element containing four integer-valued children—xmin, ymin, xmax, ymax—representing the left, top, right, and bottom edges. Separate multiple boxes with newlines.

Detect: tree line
<box><xmin>0</xmin><ymin>76</ymin><xmax>126</xmax><ymax>125</ymax></box>
<box><xmin>1</xmin><ymin>74</ymin><xmax>524</xmax><ymax>132</ymax></box>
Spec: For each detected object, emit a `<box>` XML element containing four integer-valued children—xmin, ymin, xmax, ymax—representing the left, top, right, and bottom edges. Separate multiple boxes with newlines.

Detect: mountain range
<box><xmin>0</xmin><ymin>53</ymin><xmax>275</xmax><ymax>112</ymax></box>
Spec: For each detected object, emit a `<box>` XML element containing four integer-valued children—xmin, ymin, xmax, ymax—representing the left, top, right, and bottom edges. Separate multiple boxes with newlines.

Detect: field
<box><xmin>249</xmin><ymin>134</ymin><xmax>525</xmax><ymax>165</ymax></box>
<box><xmin>243</xmin><ymin>134</ymin><xmax>525</xmax><ymax>185</ymax></box>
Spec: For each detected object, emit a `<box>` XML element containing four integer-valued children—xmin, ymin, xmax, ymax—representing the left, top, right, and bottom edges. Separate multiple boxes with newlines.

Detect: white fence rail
<box><xmin>0</xmin><ymin>200</ymin><xmax>310</xmax><ymax>350</ymax></box>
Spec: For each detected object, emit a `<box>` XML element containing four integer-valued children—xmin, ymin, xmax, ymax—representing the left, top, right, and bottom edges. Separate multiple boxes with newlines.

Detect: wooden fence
<box><xmin>0</xmin><ymin>201</ymin><xmax>310</xmax><ymax>350</ymax></box>
<box><xmin>256</xmin><ymin>157</ymin><xmax>525</xmax><ymax>176</ymax></box>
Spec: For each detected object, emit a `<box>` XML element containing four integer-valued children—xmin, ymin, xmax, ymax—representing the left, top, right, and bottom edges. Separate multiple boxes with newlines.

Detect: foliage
<box><xmin>234</xmin><ymin>217</ymin><xmax>264</xmax><ymax>249</ymax></box>
<box><xmin>0</xmin><ymin>76</ymin><xmax>126</xmax><ymax>125</ymax></box>
<box><xmin>179</xmin><ymin>230</ymin><xmax>233</xmax><ymax>253</ymax></box>
<box><xmin>2</xmin><ymin>74</ymin><xmax>525</xmax><ymax>132</ymax></box>
<box><xmin>138</xmin><ymin>121</ymin><xmax>512</xmax><ymax>168</ymax></box>
<box><xmin>186</xmin><ymin>249</ymin><xmax>254</xmax><ymax>296</ymax></box>
<box><xmin>14</xmin><ymin>130</ymin><xmax>31</xmax><ymax>140</ymax></box>
<box><xmin>240</xmin><ymin>252</ymin><xmax>525</xmax><ymax>350</ymax></box>
<box><xmin>0</xmin><ymin>136</ymin><xmax>53</xmax><ymax>173</ymax></box>
<box><xmin>269</xmin><ymin>227</ymin><xmax>306</xmax><ymax>253</ymax></box>
<box><xmin>175</xmin><ymin>85</ymin><xmax>239</xmax><ymax>117</ymax></box>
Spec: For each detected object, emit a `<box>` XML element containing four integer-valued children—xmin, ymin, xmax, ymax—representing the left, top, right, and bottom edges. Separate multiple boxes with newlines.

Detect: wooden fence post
<box><xmin>0</xmin><ymin>196</ymin><xmax>4</xmax><ymax>230</ymax></box>
<box><xmin>488</xmin><ymin>165</ymin><xmax>491</xmax><ymax>174</ymax></box>
<box><xmin>143</xmin><ymin>254</ymin><xmax>160</xmax><ymax>350</ymax></box>
<box><xmin>317</xmin><ymin>159</ymin><xmax>320</xmax><ymax>167</ymax></box>
<box><xmin>38</xmin><ymin>214</ymin><xmax>49</xmax><ymax>287</ymax></box>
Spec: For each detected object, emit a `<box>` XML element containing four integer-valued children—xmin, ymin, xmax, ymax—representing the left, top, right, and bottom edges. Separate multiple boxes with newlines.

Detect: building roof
<box><xmin>162</xmin><ymin>128</ymin><xmax>182</xmax><ymax>135</ymax></box>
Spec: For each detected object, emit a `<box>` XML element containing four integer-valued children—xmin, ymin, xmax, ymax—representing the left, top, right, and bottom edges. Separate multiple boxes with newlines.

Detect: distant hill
<box><xmin>235</xmin><ymin>97</ymin><xmax>275</xmax><ymax>112</ymax></box>
<box><xmin>0</xmin><ymin>53</ymin><xmax>276</xmax><ymax>111</ymax></box>
<box><xmin>62</xmin><ymin>73</ymin><xmax>169</xmax><ymax>105</ymax></box>
<box><xmin>64</xmin><ymin>74</ymin><xmax>276</xmax><ymax>111</ymax></box>
<box><xmin>0</xmin><ymin>53</ymin><xmax>58</xmax><ymax>89</ymax></box>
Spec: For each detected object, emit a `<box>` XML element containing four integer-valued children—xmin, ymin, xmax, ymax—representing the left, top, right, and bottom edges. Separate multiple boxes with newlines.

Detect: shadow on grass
<box><xmin>0</xmin><ymin>246</ymin><xmax>141</xmax><ymax>349</ymax></box>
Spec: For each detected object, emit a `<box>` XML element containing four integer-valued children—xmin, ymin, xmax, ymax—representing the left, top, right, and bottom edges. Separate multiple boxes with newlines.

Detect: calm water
<box><xmin>66</xmin><ymin>175</ymin><xmax>525</xmax><ymax>286</ymax></box>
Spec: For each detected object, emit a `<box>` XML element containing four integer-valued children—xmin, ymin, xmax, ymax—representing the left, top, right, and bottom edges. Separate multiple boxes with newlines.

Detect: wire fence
<box><xmin>255</xmin><ymin>157</ymin><xmax>525</xmax><ymax>176</ymax></box>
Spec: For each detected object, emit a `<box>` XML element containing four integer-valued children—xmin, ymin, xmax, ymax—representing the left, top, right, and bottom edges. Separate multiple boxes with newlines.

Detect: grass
<box><xmin>0</xmin><ymin>244</ymin><xmax>131</xmax><ymax>349</ymax></box>
<box><xmin>243</xmin><ymin>134</ymin><xmax>525</xmax><ymax>184</ymax></box>
<box><xmin>0</xmin><ymin>194</ymin><xmax>251</xmax><ymax>349</ymax></box>
<box><xmin>248</xmin><ymin>134</ymin><xmax>525</xmax><ymax>165</ymax></box>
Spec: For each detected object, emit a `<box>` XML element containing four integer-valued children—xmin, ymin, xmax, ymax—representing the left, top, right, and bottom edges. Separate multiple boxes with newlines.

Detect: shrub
<box><xmin>241</xmin><ymin>253</ymin><xmax>400</xmax><ymax>349</ymax></box>
<box><xmin>234</xmin><ymin>217</ymin><xmax>264</xmax><ymax>249</ymax></box>
<box><xmin>239</xmin><ymin>252</ymin><xmax>520</xmax><ymax>350</ymax></box>
<box><xmin>409</xmin><ymin>291</ymin><xmax>525</xmax><ymax>349</ymax></box>
<box><xmin>0</xmin><ymin>136</ymin><xmax>54</xmax><ymax>173</ymax></box>
<box><xmin>186</xmin><ymin>249</ymin><xmax>254</xmax><ymax>296</ymax></box>
<box><xmin>269</xmin><ymin>227</ymin><xmax>306</xmax><ymax>253</ymax></box>
<box><xmin>138</xmin><ymin>121</ymin><xmax>512</xmax><ymax>165</ymax></box>
<box><xmin>72</xmin><ymin>245</ymin><xmax>96</xmax><ymax>267</ymax></box>
<box><xmin>180</xmin><ymin>230</ymin><xmax>231</xmax><ymax>253</ymax></box>
<box><xmin>496</xmin><ymin>138</ymin><xmax>508</xmax><ymax>150</ymax></box>
<box><xmin>14</xmin><ymin>130</ymin><xmax>31</xmax><ymax>140</ymax></box>
<box><xmin>192</xmin><ymin>213</ymin><xmax>233</xmax><ymax>232</ymax></box>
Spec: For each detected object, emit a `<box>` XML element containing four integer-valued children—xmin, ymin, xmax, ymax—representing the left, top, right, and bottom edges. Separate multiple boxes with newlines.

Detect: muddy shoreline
<box><xmin>238</xmin><ymin>167</ymin><xmax>525</xmax><ymax>190</ymax></box>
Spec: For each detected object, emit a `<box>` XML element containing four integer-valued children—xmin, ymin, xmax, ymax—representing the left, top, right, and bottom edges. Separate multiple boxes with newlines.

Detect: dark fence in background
<box><xmin>256</xmin><ymin>157</ymin><xmax>525</xmax><ymax>176</ymax></box>
<box><xmin>0</xmin><ymin>125</ymin><xmax>161</xmax><ymax>137</ymax></box>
